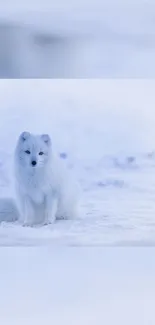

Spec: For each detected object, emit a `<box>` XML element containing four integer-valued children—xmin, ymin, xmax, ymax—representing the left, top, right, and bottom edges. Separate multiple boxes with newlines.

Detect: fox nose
<box><xmin>31</xmin><ymin>160</ymin><xmax>37</xmax><ymax>166</ymax></box>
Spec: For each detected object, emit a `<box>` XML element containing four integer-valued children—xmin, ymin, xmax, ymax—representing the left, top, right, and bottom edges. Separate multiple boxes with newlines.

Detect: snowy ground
<box><xmin>0</xmin><ymin>79</ymin><xmax>155</xmax><ymax>246</ymax></box>
<box><xmin>0</xmin><ymin>0</ymin><xmax>155</xmax><ymax>77</ymax></box>
<box><xmin>0</xmin><ymin>248</ymin><xmax>155</xmax><ymax>325</ymax></box>
<box><xmin>0</xmin><ymin>247</ymin><xmax>155</xmax><ymax>325</ymax></box>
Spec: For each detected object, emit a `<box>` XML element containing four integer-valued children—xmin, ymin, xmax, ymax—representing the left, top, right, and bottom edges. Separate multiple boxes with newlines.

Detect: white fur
<box><xmin>14</xmin><ymin>131</ymin><xmax>80</xmax><ymax>226</ymax></box>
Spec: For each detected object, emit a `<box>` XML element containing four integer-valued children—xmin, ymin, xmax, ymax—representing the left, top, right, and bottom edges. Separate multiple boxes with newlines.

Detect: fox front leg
<box><xmin>22</xmin><ymin>197</ymin><xmax>35</xmax><ymax>227</ymax></box>
<box><xmin>44</xmin><ymin>193</ymin><xmax>58</xmax><ymax>225</ymax></box>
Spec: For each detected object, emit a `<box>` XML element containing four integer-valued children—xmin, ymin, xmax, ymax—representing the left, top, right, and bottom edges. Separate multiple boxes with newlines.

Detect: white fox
<box><xmin>14</xmin><ymin>131</ymin><xmax>80</xmax><ymax>226</ymax></box>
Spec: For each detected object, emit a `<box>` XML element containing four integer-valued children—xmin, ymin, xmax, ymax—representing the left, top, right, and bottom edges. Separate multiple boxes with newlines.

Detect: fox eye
<box><xmin>39</xmin><ymin>152</ymin><xmax>44</xmax><ymax>155</ymax></box>
<box><xmin>25</xmin><ymin>150</ymin><xmax>30</xmax><ymax>154</ymax></box>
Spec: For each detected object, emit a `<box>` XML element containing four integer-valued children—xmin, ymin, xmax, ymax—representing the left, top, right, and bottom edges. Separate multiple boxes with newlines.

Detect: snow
<box><xmin>0</xmin><ymin>0</ymin><xmax>155</xmax><ymax>77</ymax></box>
<box><xmin>0</xmin><ymin>79</ymin><xmax>155</xmax><ymax>246</ymax></box>
<box><xmin>0</xmin><ymin>247</ymin><xmax>155</xmax><ymax>324</ymax></box>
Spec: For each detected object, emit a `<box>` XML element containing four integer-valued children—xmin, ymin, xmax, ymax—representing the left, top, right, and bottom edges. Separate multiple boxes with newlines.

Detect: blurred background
<box><xmin>0</xmin><ymin>0</ymin><xmax>155</xmax><ymax>78</ymax></box>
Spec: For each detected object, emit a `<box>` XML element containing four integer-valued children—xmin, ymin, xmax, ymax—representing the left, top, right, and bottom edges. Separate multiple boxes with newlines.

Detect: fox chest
<box><xmin>29</xmin><ymin>189</ymin><xmax>45</xmax><ymax>205</ymax></box>
<box><xmin>25</xmin><ymin>177</ymin><xmax>50</xmax><ymax>205</ymax></box>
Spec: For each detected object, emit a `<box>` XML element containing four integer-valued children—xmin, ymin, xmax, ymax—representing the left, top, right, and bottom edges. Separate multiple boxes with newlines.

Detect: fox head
<box><xmin>15</xmin><ymin>131</ymin><xmax>52</xmax><ymax>169</ymax></box>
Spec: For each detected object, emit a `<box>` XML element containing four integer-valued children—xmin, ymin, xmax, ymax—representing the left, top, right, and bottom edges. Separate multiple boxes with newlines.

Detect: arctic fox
<box><xmin>14</xmin><ymin>131</ymin><xmax>80</xmax><ymax>226</ymax></box>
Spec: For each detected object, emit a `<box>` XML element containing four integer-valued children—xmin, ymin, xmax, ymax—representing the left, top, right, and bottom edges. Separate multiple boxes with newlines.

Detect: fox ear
<box><xmin>41</xmin><ymin>134</ymin><xmax>51</xmax><ymax>146</ymax></box>
<box><xmin>20</xmin><ymin>131</ymin><xmax>31</xmax><ymax>141</ymax></box>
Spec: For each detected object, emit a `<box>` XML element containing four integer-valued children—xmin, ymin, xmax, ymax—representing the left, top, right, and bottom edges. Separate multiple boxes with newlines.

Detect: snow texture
<box><xmin>0</xmin><ymin>248</ymin><xmax>155</xmax><ymax>325</ymax></box>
